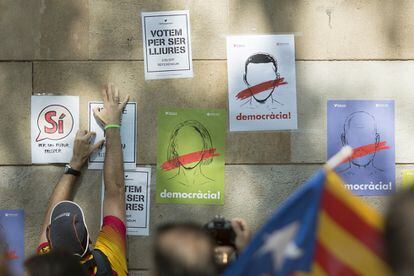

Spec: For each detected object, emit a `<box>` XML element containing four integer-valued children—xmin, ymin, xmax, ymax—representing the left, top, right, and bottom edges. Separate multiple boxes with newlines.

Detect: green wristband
<box><xmin>104</xmin><ymin>124</ymin><xmax>121</xmax><ymax>130</ymax></box>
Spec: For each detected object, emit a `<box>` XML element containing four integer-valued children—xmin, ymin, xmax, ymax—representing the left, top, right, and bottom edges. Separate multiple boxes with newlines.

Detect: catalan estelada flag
<box><xmin>223</xmin><ymin>169</ymin><xmax>391</xmax><ymax>276</ymax></box>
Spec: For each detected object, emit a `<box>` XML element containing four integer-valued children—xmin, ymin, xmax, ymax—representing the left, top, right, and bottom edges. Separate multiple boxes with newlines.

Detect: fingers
<box><xmin>231</xmin><ymin>219</ymin><xmax>246</xmax><ymax>236</ymax></box>
<box><xmin>114</xmin><ymin>87</ymin><xmax>120</xmax><ymax>103</ymax></box>
<box><xmin>84</xmin><ymin>131</ymin><xmax>96</xmax><ymax>141</ymax></box>
<box><xmin>102</xmin><ymin>85</ymin><xmax>109</xmax><ymax>102</ymax></box>
<box><xmin>90</xmin><ymin>139</ymin><xmax>105</xmax><ymax>154</ymax></box>
<box><xmin>120</xmin><ymin>94</ymin><xmax>130</xmax><ymax>110</ymax></box>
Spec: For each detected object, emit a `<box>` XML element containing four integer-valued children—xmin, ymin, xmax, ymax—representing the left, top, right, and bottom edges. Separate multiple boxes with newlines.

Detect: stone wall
<box><xmin>1</xmin><ymin>0</ymin><xmax>414</xmax><ymax>274</ymax></box>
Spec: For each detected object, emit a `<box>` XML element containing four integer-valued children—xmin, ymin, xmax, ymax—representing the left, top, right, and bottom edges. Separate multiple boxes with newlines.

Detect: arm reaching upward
<box><xmin>38</xmin><ymin>130</ymin><xmax>104</xmax><ymax>245</ymax></box>
<box><xmin>93</xmin><ymin>85</ymin><xmax>129</xmax><ymax>224</ymax></box>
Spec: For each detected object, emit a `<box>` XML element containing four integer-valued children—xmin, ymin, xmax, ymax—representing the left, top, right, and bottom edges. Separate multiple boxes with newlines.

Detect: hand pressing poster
<box><xmin>156</xmin><ymin>108</ymin><xmax>226</xmax><ymax>205</ymax></box>
<box><xmin>31</xmin><ymin>96</ymin><xmax>79</xmax><ymax>163</ymax></box>
<box><xmin>227</xmin><ymin>35</ymin><xmax>297</xmax><ymax>132</ymax></box>
<box><xmin>0</xmin><ymin>209</ymin><xmax>24</xmax><ymax>276</ymax></box>
<box><xmin>141</xmin><ymin>10</ymin><xmax>193</xmax><ymax>80</ymax></box>
<box><xmin>327</xmin><ymin>100</ymin><xmax>395</xmax><ymax>196</ymax></box>
<box><xmin>102</xmin><ymin>168</ymin><xmax>151</xmax><ymax>236</ymax></box>
<box><xmin>88</xmin><ymin>102</ymin><xmax>137</xmax><ymax>170</ymax></box>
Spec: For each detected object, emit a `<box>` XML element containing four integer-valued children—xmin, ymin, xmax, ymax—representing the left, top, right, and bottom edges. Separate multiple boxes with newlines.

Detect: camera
<box><xmin>204</xmin><ymin>215</ymin><xmax>236</xmax><ymax>247</ymax></box>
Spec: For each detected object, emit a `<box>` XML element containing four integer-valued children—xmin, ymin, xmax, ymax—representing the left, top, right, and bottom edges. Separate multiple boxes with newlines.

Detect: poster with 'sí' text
<box><xmin>31</xmin><ymin>96</ymin><xmax>79</xmax><ymax>164</ymax></box>
<box><xmin>227</xmin><ymin>35</ymin><xmax>297</xmax><ymax>131</ymax></box>
<box><xmin>327</xmin><ymin>100</ymin><xmax>395</xmax><ymax>196</ymax></box>
<box><xmin>141</xmin><ymin>10</ymin><xmax>193</xmax><ymax>80</ymax></box>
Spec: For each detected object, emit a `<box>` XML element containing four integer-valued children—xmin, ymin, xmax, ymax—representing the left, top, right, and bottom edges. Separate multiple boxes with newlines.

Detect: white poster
<box><xmin>101</xmin><ymin>167</ymin><xmax>151</xmax><ymax>236</ymax></box>
<box><xmin>88</xmin><ymin>102</ymin><xmax>137</xmax><ymax>170</ymax></box>
<box><xmin>227</xmin><ymin>35</ymin><xmax>298</xmax><ymax>131</ymax></box>
<box><xmin>141</xmin><ymin>10</ymin><xmax>193</xmax><ymax>80</ymax></box>
<box><xmin>31</xmin><ymin>96</ymin><xmax>79</xmax><ymax>164</ymax></box>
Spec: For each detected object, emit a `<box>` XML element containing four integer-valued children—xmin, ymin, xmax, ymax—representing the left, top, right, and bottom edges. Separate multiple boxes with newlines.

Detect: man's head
<box><xmin>341</xmin><ymin>111</ymin><xmax>380</xmax><ymax>167</ymax></box>
<box><xmin>385</xmin><ymin>188</ymin><xmax>414</xmax><ymax>275</ymax></box>
<box><xmin>153</xmin><ymin>222</ymin><xmax>218</xmax><ymax>276</ymax></box>
<box><xmin>24</xmin><ymin>250</ymin><xmax>87</xmax><ymax>276</ymax></box>
<box><xmin>46</xmin><ymin>201</ymin><xmax>90</xmax><ymax>257</ymax></box>
<box><xmin>243</xmin><ymin>53</ymin><xmax>279</xmax><ymax>103</ymax></box>
<box><xmin>167</xmin><ymin>120</ymin><xmax>214</xmax><ymax>170</ymax></box>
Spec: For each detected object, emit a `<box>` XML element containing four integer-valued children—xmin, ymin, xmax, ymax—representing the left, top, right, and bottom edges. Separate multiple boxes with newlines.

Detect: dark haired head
<box><xmin>24</xmin><ymin>250</ymin><xmax>87</xmax><ymax>276</ymax></box>
<box><xmin>243</xmin><ymin>53</ymin><xmax>279</xmax><ymax>103</ymax></box>
<box><xmin>167</xmin><ymin>120</ymin><xmax>214</xmax><ymax>170</ymax></box>
<box><xmin>385</xmin><ymin>188</ymin><xmax>414</xmax><ymax>275</ymax></box>
<box><xmin>153</xmin><ymin>222</ymin><xmax>218</xmax><ymax>276</ymax></box>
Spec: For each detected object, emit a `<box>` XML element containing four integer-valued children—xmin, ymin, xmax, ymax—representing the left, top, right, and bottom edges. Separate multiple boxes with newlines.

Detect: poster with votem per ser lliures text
<box><xmin>31</xmin><ymin>96</ymin><xmax>79</xmax><ymax>164</ymax></box>
<box><xmin>227</xmin><ymin>35</ymin><xmax>297</xmax><ymax>132</ymax></box>
<box><xmin>327</xmin><ymin>100</ymin><xmax>395</xmax><ymax>196</ymax></box>
<box><xmin>88</xmin><ymin>102</ymin><xmax>137</xmax><ymax>170</ymax></box>
<box><xmin>0</xmin><ymin>209</ymin><xmax>24</xmax><ymax>276</ymax></box>
<box><xmin>102</xmin><ymin>168</ymin><xmax>151</xmax><ymax>236</ymax></box>
<box><xmin>156</xmin><ymin>108</ymin><xmax>226</xmax><ymax>205</ymax></box>
<box><xmin>141</xmin><ymin>10</ymin><xmax>193</xmax><ymax>80</ymax></box>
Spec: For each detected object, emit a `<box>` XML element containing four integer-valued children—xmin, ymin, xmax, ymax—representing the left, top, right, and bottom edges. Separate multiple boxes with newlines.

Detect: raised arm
<box><xmin>93</xmin><ymin>85</ymin><xmax>129</xmax><ymax>223</ymax></box>
<box><xmin>39</xmin><ymin>130</ymin><xmax>104</xmax><ymax>245</ymax></box>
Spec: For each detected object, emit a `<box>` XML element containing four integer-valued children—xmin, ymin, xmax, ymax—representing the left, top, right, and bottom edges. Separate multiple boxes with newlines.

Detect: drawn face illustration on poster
<box><xmin>162</xmin><ymin>120</ymin><xmax>218</xmax><ymax>186</ymax></box>
<box><xmin>237</xmin><ymin>53</ymin><xmax>287</xmax><ymax>108</ymax></box>
<box><xmin>156</xmin><ymin>109</ymin><xmax>226</xmax><ymax>205</ymax></box>
<box><xmin>327</xmin><ymin>100</ymin><xmax>395</xmax><ymax>196</ymax></box>
<box><xmin>340</xmin><ymin>111</ymin><xmax>387</xmax><ymax>173</ymax></box>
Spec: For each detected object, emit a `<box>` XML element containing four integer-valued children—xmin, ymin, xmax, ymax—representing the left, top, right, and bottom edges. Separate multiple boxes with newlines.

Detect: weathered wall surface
<box><xmin>1</xmin><ymin>0</ymin><xmax>414</xmax><ymax>273</ymax></box>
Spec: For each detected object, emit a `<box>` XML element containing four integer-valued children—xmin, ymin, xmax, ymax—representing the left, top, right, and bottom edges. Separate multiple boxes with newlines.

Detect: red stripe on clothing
<box><xmin>321</xmin><ymin>188</ymin><xmax>385</xmax><ymax>260</ymax></box>
<box><xmin>102</xmin><ymin>216</ymin><xmax>126</xmax><ymax>235</ymax></box>
<box><xmin>314</xmin><ymin>241</ymin><xmax>360</xmax><ymax>276</ymax></box>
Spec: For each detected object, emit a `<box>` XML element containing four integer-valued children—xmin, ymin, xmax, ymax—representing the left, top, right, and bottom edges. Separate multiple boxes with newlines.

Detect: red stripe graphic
<box><xmin>341</xmin><ymin>141</ymin><xmax>390</xmax><ymax>164</ymax></box>
<box><xmin>161</xmin><ymin>148</ymin><xmax>219</xmax><ymax>171</ymax></box>
<box><xmin>314</xmin><ymin>241</ymin><xmax>360</xmax><ymax>276</ymax></box>
<box><xmin>235</xmin><ymin>78</ymin><xmax>288</xmax><ymax>100</ymax></box>
<box><xmin>321</xmin><ymin>188</ymin><xmax>385</xmax><ymax>260</ymax></box>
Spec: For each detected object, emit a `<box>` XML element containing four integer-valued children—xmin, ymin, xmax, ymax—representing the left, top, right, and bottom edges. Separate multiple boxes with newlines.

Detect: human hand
<box><xmin>232</xmin><ymin>218</ymin><xmax>252</xmax><ymax>252</ymax></box>
<box><xmin>93</xmin><ymin>84</ymin><xmax>129</xmax><ymax>127</ymax></box>
<box><xmin>70</xmin><ymin>130</ymin><xmax>104</xmax><ymax>170</ymax></box>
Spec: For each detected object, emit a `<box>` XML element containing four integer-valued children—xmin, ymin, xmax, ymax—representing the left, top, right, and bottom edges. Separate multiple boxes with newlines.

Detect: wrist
<box><xmin>69</xmin><ymin>159</ymin><xmax>83</xmax><ymax>171</ymax></box>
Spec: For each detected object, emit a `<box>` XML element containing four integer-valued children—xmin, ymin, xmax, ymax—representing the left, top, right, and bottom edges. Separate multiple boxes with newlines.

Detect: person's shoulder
<box><xmin>102</xmin><ymin>215</ymin><xmax>126</xmax><ymax>234</ymax></box>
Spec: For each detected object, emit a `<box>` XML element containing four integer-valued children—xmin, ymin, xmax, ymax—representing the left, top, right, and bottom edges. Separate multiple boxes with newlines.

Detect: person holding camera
<box><xmin>152</xmin><ymin>217</ymin><xmax>251</xmax><ymax>276</ymax></box>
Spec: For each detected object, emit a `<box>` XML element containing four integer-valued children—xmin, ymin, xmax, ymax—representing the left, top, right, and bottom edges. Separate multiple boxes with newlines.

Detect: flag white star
<box><xmin>257</xmin><ymin>221</ymin><xmax>303</xmax><ymax>271</ymax></box>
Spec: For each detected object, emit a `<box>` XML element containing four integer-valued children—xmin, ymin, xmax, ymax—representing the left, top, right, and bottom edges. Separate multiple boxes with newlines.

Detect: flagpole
<box><xmin>324</xmin><ymin>146</ymin><xmax>353</xmax><ymax>171</ymax></box>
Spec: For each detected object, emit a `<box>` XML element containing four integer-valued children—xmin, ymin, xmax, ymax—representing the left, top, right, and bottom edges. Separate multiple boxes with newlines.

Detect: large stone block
<box><xmin>89</xmin><ymin>0</ymin><xmax>229</xmax><ymax>60</ymax></box>
<box><xmin>0</xmin><ymin>62</ymin><xmax>31</xmax><ymax>164</ymax></box>
<box><xmin>36</xmin><ymin>0</ymin><xmax>89</xmax><ymax>60</ymax></box>
<box><xmin>292</xmin><ymin>61</ymin><xmax>414</xmax><ymax>164</ymax></box>
<box><xmin>0</xmin><ymin>1</ymin><xmax>41</xmax><ymax>60</ymax></box>
<box><xmin>33</xmin><ymin>60</ymin><xmax>291</xmax><ymax>164</ymax></box>
<box><xmin>0</xmin><ymin>0</ymin><xmax>88</xmax><ymax>60</ymax></box>
<box><xmin>229</xmin><ymin>0</ymin><xmax>414</xmax><ymax>60</ymax></box>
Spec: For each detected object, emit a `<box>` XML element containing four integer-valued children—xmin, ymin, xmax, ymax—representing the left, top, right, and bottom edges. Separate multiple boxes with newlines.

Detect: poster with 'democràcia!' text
<box><xmin>227</xmin><ymin>35</ymin><xmax>297</xmax><ymax>131</ymax></box>
<box><xmin>31</xmin><ymin>96</ymin><xmax>79</xmax><ymax>164</ymax></box>
<box><xmin>141</xmin><ymin>10</ymin><xmax>193</xmax><ymax>80</ymax></box>
<box><xmin>327</xmin><ymin>100</ymin><xmax>395</xmax><ymax>196</ymax></box>
<box><xmin>156</xmin><ymin>108</ymin><xmax>226</xmax><ymax>205</ymax></box>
